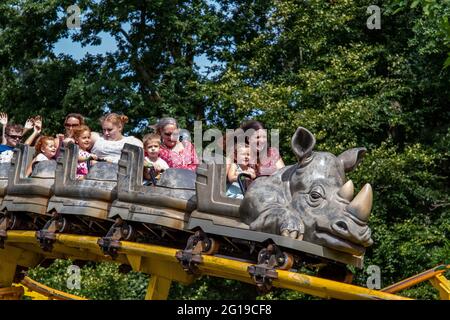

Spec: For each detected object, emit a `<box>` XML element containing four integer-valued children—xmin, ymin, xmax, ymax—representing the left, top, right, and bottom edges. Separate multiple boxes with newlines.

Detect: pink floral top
<box><xmin>77</xmin><ymin>150</ymin><xmax>95</xmax><ymax>178</ymax></box>
<box><xmin>159</xmin><ymin>141</ymin><xmax>199</xmax><ymax>172</ymax></box>
<box><xmin>255</xmin><ymin>147</ymin><xmax>281</xmax><ymax>177</ymax></box>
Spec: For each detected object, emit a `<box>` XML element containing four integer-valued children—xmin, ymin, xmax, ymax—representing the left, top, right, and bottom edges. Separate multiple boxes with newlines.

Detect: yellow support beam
<box><xmin>429</xmin><ymin>274</ymin><xmax>450</xmax><ymax>300</ymax></box>
<box><xmin>2</xmin><ymin>230</ymin><xmax>414</xmax><ymax>300</ymax></box>
<box><xmin>0</xmin><ymin>259</ymin><xmax>18</xmax><ymax>288</ymax></box>
<box><xmin>145</xmin><ymin>276</ymin><xmax>172</xmax><ymax>300</ymax></box>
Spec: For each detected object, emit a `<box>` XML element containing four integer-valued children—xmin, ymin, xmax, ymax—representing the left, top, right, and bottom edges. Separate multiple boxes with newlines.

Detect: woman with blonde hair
<box><xmin>90</xmin><ymin>113</ymin><xmax>143</xmax><ymax>163</ymax></box>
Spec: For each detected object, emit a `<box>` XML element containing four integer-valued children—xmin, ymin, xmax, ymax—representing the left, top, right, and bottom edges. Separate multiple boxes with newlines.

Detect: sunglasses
<box><xmin>65</xmin><ymin>123</ymin><xmax>79</xmax><ymax>128</ymax></box>
<box><xmin>7</xmin><ymin>134</ymin><xmax>22</xmax><ymax>140</ymax></box>
<box><xmin>163</xmin><ymin>131</ymin><xmax>179</xmax><ymax>137</ymax></box>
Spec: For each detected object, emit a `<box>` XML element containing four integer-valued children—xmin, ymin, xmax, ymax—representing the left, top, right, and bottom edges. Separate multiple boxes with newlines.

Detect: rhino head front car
<box><xmin>240</xmin><ymin>127</ymin><xmax>373</xmax><ymax>256</ymax></box>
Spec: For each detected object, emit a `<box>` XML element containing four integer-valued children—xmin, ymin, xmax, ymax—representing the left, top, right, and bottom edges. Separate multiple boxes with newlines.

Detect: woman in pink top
<box><xmin>240</xmin><ymin>120</ymin><xmax>285</xmax><ymax>177</ymax></box>
<box><xmin>155</xmin><ymin>117</ymin><xmax>199</xmax><ymax>172</ymax></box>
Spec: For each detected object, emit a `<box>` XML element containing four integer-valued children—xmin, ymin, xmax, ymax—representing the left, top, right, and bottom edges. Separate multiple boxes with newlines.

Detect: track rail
<box><xmin>19</xmin><ymin>276</ymin><xmax>87</xmax><ymax>300</ymax></box>
<box><xmin>0</xmin><ymin>230</ymin><xmax>420</xmax><ymax>300</ymax></box>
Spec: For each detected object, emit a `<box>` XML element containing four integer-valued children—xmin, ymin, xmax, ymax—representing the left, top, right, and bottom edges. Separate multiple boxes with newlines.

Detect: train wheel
<box><xmin>203</xmin><ymin>238</ymin><xmax>220</xmax><ymax>255</ymax></box>
<box><xmin>277</xmin><ymin>253</ymin><xmax>294</xmax><ymax>270</ymax></box>
<box><xmin>121</xmin><ymin>223</ymin><xmax>134</xmax><ymax>241</ymax></box>
<box><xmin>57</xmin><ymin>217</ymin><xmax>68</xmax><ymax>233</ymax></box>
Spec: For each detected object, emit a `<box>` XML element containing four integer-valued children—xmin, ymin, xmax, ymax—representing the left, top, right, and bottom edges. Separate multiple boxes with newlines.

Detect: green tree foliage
<box><xmin>204</xmin><ymin>0</ymin><xmax>450</xmax><ymax>299</ymax></box>
<box><xmin>2</xmin><ymin>0</ymin><xmax>448</xmax><ymax>299</ymax></box>
<box><xmin>27</xmin><ymin>259</ymin><xmax>149</xmax><ymax>300</ymax></box>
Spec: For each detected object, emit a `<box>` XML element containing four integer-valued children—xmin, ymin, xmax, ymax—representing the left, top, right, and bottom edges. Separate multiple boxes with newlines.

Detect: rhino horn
<box><xmin>338</xmin><ymin>180</ymin><xmax>354</xmax><ymax>201</ymax></box>
<box><xmin>346</xmin><ymin>183</ymin><xmax>372</xmax><ymax>222</ymax></box>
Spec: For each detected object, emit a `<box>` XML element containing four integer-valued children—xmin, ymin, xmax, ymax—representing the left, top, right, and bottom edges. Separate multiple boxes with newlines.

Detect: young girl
<box><xmin>26</xmin><ymin>136</ymin><xmax>57</xmax><ymax>176</ymax></box>
<box><xmin>73</xmin><ymin>125</ymin><xmax>98</xmax><ymax>180</ymax></box>
<box><xmin>226</xmin><ymin>143</ymin><xmax>256</xmax><ymax>199</ymax></box>
<box><xmin>142</xmin><ymin>133</ymin><xmax>169</xmax><ymax>182</ymax></box>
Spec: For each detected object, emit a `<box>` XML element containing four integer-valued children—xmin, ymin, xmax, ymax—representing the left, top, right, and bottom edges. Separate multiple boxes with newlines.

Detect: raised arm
<box><xmin>26</xmin><ymin>158</ymin><xmax>36</xmax><ymax>177</ymax></box>
<box><xmin>0</xmin><ymin>113</ymin><xmax>8</xmax><ymax>144</ymax></box>
<box><xmin>24</xmin><ymin>116</ymin><xmax>42</xmax><ymax>145</ymax></box>
<box><xmin>22</xmin><ymin>117</ymin><xmax>34</xmax><ymax>136</ymax></box>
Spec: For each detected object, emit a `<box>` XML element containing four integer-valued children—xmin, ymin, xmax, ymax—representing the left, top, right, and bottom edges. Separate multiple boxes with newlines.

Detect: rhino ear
<box><xmin>338</xmin><ymin>147</ymin><xmax>367</xmax><ymax>172</ymax></box>
<box><xmin>291</xmin><ymin>127</ymin><xmax>316</xmax><ymax>163</ymax></box>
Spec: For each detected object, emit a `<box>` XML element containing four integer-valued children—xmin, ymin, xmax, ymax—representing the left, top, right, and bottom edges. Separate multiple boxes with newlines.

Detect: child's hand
<box><xmin>245</xmin><ymin>167</ymin><xmax>256</xmax><ymax>180</ymax></box>
<box><xmin>0</xmin><ymin>113</ymin><xmax>8</xmax><ymax>126</ymax></box>
<box><xmin>24</xmin><ymin>118</ymin><xmax>34</xmax><ymax>130</ymax></box>
<box><xmin>144</xmin><ymin>159</ymin><xmax>153</xmax><ymax>168</ymax></box>
<box><xmin>90</xmin><ymin>154</ymin><xmax>98</xmax><ymax>160</ymax></box>
<box><xmin>63</xmin><ymin>137</ymin><xmax>75</xmax><ymax>146</ymax></box>
<box><xmin>33</xmin><ymin>116</ymin><xmax>42</xmax><ymax>133</ymax></box>
<box><xmin>153</xmin><ymin>163</ymin><xmax>163</xmax><ymax>172</ymax></box>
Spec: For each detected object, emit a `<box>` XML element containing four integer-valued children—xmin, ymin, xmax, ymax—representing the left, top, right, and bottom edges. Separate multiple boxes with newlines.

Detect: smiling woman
<box><xmin>155</xmin><ymin>117</ymin><xmax>199</xmax><ymax>172</ymax></box>
<box><xmin>239</xmin><ymin>120</ymin><xmax>285</xmax><ymax>177</ymax></box>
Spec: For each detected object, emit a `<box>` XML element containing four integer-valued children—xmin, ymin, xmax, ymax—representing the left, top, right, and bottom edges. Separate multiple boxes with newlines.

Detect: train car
<box><xmin>0</xmin><ymin>161</ymin><xmax>11</xmax><ymax>245</ymax></box>
<box><xmin>189</xmin><ymin>161</ymin><xmax>363</xmax><ymax>272</ymax></box>
<box><xmin>0</xmin><ymin>144</ymin><xmax>56</xmax><ymax>226</ymax></box>
<box><xmin>40</xmin><ymin>143</ymin><xmax>119</xmax><ymax>250</ymax></box>
<box><xmin>100</xmin><ymin>144</ymin><xmax>196</xmax><ymax>255</ymax></box>
<box><xmin>0</xmin><ymin>162</ymin><xmax>10</xmax><ymax>205</ymax></box>
<box><xmin>0</xmin><ymin>145</ymin><xmax>56</xmax><ymax>246</ymax></box>
<box><xmin>1</xmin><ymin>144</ymin><xmax>55</xmax><ymax>215</ymax></box>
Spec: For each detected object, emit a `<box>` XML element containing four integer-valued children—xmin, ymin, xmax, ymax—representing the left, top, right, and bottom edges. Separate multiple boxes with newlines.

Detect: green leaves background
<box><xmin>1</xmin><ymin>0</ymin><xmax>448</xmax><ymax>299</ymax></box>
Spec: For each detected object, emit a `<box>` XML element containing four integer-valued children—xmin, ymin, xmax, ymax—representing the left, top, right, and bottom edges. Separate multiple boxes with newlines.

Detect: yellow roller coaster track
<box><xmin>18</xmin><ymin>276</ymin><xmax>88</xmax><ymax>300</ymax></box>
<box><xmin>0</xmin><ymin>230</ymin><xmax>448</xmax><ymax>300</ymax></box>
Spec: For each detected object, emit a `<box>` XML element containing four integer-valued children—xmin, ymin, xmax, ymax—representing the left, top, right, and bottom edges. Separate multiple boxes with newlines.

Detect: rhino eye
<box><xmin>308</xmin><ymin>187</ymin><xmax>324</xmax><ymax>207</ymax></box>
<box><xmin>310</xmin><ymin>192</ymin><xmax>321</xmax><ymax>200</ymax></box>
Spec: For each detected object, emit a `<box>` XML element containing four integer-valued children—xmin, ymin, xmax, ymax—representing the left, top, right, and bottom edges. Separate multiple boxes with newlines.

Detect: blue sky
<box><xmin>53</xmin><ymin>31</ymin><xmax>213</xmax><ymax>75</ymax></box>
<box><xmin>53</xmin><ymin>31</ymin><xmax>118</xmax><ymax>60</ymax></box>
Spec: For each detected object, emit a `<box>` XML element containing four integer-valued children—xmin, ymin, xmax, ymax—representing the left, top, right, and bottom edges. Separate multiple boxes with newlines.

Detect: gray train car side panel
<box><xmin>0</xmin><ymin>163</ymin><xmax>11</xmax><ymax>202</ymax></box>
<box><xmin>47</xmin><ymin>143</ymin><xmax>117</xmax><ymax>220</ymax></box>
<box><xmin>110</xmin><ymin>200</ymin><xmax>190</xmax><ymax>231</ymax></box>
<box><xmin>109</xmin><ymin>144</ymin><xmax>196</xmax><ymax>230</ymax></box>
<box><xmin>195</xmin><ymin>162</ymin><xmax>241</xmax><ymax>218</ymax></box>
<box><xmin>1</xmin><ymin>144</ymin><xmax>55</xmax><ymax>215</ymax></box>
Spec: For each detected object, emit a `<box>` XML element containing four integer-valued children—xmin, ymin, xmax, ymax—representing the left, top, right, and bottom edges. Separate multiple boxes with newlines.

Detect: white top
<box><xmin>35</xmin><ymin>153</ymin><xmax>51</xmax><ymax>162</ymax></box>
<box><xmin>144</xmin><ymin>156</ymin><xmax>169</xmax><ymax>171</ymax></box>
<box><xmin>0</xmin><ymin>150</ymin><xmax>14</xmax><ymax>163</ymax></box>
<box><xmin>92</xmin><ymin>136</ymin><xmax>143</xmax><ymax>163</ymax></box>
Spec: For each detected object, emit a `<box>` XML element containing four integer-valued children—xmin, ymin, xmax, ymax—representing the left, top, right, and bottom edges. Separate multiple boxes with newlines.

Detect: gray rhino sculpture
<box><xmin>240</xmin><ymin>127</ymin><xmax>373</xmax><ymax>256</ymax></box>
